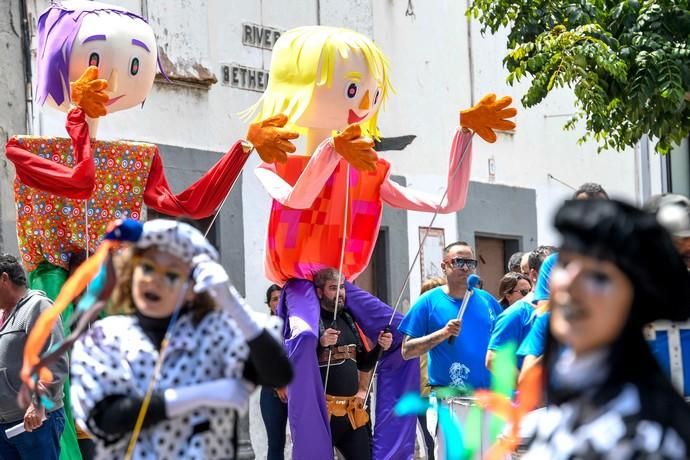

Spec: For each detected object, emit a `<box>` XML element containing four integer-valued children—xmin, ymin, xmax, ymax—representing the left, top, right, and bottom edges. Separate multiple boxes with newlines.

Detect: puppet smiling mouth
<box><xmin>106</xmin><ymin>95</ymin><xmax>125</xmax><ymax>106</ymax></box>
<box><xmin>348</xmin><ymin>109</ymin><xmax>368</xmax><ymax>124</ymax></box>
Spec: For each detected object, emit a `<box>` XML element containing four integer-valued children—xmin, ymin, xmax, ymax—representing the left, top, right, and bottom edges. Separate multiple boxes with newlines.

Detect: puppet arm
<box><xmin>254</xmin><ymin>138</ymin><xmax>341</xmax><ymax>209</ymax></box>
<box><xmin>143</xmin><ymin>142</ymin><xmax>250</xmax><ymax>219</ymax></box>
<box><xmin>5</xmin><ymin>108</ymin><xmax>96</xmax><ymax>199</ymax></box>
<box><xmin>380</xmin><ymin>129</ymin><xmax>473</xmax><ymax>213</ymax></box>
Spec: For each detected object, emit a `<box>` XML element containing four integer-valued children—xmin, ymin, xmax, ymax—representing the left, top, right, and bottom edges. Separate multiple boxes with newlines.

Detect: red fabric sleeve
<box><xmin>5</xmin><ymin>108</ymin><xmax>95</xmax><ymax>199</ymax></box>
<box><xmin>143</xmin><ymin>141</ymin><xmax>250</xmax><ymax>219</ymax></box>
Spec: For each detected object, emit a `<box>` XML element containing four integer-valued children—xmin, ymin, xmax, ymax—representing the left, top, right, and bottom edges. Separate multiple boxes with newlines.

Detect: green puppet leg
<box><xmin>29</xmin><ymin>262</ymin><xmax>83</xmax><ymax>460</ymax></box>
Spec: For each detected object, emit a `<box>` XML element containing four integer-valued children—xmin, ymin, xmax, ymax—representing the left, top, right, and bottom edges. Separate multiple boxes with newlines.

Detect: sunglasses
<box><xmin>509</xmin><ymin>288</ymin><xmax>530</xmax><ymax>296</ymax></box>
<box><xmin>447</xmin><ymin>257</ymin><xmax>478</xmax><ymax>270</ymax></box>
<box><xmin>133</xmin><ymin>256</ymin><xmax>188</xmax><ymax>287</ymax></box>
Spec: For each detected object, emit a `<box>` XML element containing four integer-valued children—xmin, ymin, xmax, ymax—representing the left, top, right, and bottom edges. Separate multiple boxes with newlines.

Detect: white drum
<box><xmin>432</xmin><ymin>396</ymin><xmax>509</xmax><ymax>460</ymax></box>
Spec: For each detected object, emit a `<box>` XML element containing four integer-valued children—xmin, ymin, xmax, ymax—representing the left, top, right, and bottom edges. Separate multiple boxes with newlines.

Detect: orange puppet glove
<box><xmin>333</xmin><ymin>124</ymin><xmax>378</xmax><ymax>172</ymax></box>
<box><xmin>70</xmin><ymin>66</ymin><xmax>109</xmax><ymax>118</ymax></box>
<box><xmin>460</xmin><ymin>93</ymin><xmax>517</xmax><ymax>143</ymax></box>
<box><xmin>246</xmin><ymin>114</ymin><xmax>299</xmax><ymax>164</ymax></box>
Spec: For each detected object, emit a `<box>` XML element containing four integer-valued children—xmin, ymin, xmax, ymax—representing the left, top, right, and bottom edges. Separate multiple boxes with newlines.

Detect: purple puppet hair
<box><xmin>36</xmin><ymin>2</ymin><xmax>167</xmax><ymax>107</ymax></box>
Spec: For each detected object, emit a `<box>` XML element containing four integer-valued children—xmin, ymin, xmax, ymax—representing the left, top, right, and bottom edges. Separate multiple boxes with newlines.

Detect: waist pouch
<box><xmin>325</xmin><ymin>394</ymin><xmax>369</xmax><ymax>430</ymax></box>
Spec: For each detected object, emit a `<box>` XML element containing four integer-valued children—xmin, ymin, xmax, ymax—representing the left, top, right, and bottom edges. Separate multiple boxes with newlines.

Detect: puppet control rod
<box><xmin>363</xmin><ymin>132</ymin><xmax>474</xmax><ymax>408</ymax></box>
<box><xmin>323</xmin><ymin>163</ymin><xmax>352</xmax><ymax>395</ymax></box>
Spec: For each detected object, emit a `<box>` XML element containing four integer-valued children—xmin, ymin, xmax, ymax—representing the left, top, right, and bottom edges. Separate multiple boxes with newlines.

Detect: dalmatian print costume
<box><xmin>521</xmin><ymin>384</ymin><xmax>688</xmax><ymax>459</ymax></box>
<box><xmin>70</xmin><ymin>220</ymin><xmax>282</xmax><ymax>459</ymax></box>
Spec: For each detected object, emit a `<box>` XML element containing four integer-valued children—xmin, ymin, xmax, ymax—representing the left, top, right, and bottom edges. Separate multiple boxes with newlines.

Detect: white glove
<box><xmin>164</xmin><ymin>379</ymin><xmax>253</xmax><ymax>418</ymax></box>
<box><xmin>192</xmin><ymin>254</ymin><xmax>262</xmax><ymax>341</ymax></box>
<box><xmin>192</xmin><ymin>254</ymin><xmax>229</xmax><ymax>294</ymax></box>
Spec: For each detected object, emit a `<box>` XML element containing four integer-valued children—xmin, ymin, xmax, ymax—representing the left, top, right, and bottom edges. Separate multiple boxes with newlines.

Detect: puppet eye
<box><xmin>373</xmin><ymin>88</ymin><xmax>381</xmax><ymax>105</ymax></box>
<box><xmin>89</xmin><ymin>52</ymin><xmax>100</xmax><ymax>67</ymax></box>
<box><xmin>345</xmin><ymin>82</ymin><xmax>359</xmax><ymax>99</ymax></box>
<box><xmin>130</xmin><ymin>57</ymin><xmax>140</xmax><ymax>76</ymax></box>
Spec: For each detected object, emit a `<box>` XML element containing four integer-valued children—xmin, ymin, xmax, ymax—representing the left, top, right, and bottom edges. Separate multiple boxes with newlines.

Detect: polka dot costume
<box><xmin>137</xmin><ymin>220</ymin><xmax>219</xmax><ymax>264</ymax></box>
<box><xmin>70</xmin><ymin>311</ymin><xmax>250</xmax><ymax>460</ymax></box>
<box><xmin>521</xmin><ymin>384</ymin><xmax>688</xmax><ymax>459</ymax></box>
<box><xmin>11</xmin><ymin>136</ymin><xmax>155</xmax><ymax>272</ymax></box>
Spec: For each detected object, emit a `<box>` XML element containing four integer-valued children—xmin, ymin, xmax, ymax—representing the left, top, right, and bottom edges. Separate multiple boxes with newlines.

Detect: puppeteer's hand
<box><xmin>377</xmin><ymin>331</ymin><xmax>393</xmax><ymax>351</ymax></box>
<box><xmin>70</xmin><ymin>66</ymin><xmax>109</xmax><ymax>119</ymax></box>
<box><xmin>320</xmin><ymin>328</ymin><xmax>340</xmax><ymax>347</ymax></box>
<box><xmin>275</xmin><ymin>387</ymin><xmax>288</xmax><ymax>403</ymax></box>
<box><xmin>459</xmin><ymin>94</ymin><xmax>517</xmax><ymax>143</ymax></box>
<box><xmin>246</xmin><ymin>114</ymin><xmax>299</xmax><ymax>164</ymax></box>
<box><xmin>333</xmin><ymin>124</ymin><xmax>378</xmax><ymax>172</ymax></box>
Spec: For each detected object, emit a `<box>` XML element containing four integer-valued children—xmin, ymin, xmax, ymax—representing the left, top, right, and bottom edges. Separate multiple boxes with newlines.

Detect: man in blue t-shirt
<box><xmin>399</xmin><ymin>241</ymin><xmax>502</xmax><ymax>391</ymax></box>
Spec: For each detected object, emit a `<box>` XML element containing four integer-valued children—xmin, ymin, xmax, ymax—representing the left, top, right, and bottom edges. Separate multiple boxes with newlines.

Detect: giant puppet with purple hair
<box><xmin>4</xmin><ymin>2</ymin><xmax>294</xmax><ymax>458</ymax></box>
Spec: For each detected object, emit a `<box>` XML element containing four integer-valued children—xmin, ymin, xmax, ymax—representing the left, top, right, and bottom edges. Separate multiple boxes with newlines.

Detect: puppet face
<box><xmin>550</xmin><ymin>252</ymin><xmax>633</xmax><ymax>356</ymax></box>
<box><xmin>297</xmin><ymin>50</ymin><xmax>383</xmax><ymax>132</ymax></box>
<box><xmin>63</xmin><ymin>11</ymin><xmax>157</xmax><ymax>114</ymax></box>
<box><xmin>132</xmin><ymin>247</ymin><xmax>192</xmax><ymax>318</ymax></box>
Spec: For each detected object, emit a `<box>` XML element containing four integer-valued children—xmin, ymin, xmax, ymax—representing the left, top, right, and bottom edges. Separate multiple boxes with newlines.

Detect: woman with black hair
<box><xmin>521</xmin><ymin>199</ymin><xmax>690</xmax><ymax>459</ymax></box>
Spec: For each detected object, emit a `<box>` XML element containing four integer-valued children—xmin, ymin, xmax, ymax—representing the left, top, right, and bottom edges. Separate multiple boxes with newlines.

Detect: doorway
<box><xmin>475</xmin><ymin>236</ymin><xmax>520</xmax><ymax>297</ymax></box>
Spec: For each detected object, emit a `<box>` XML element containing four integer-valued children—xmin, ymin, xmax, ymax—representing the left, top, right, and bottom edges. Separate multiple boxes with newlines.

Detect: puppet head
<box><xmin>247</xmin><ymin>26</ymin><xmax>393</xmax><ymax>139</ymax></box>
<box><xmin>36</xmin><ymin>0</ymin><xmax>159</xmax><ymax>115</ymax></box>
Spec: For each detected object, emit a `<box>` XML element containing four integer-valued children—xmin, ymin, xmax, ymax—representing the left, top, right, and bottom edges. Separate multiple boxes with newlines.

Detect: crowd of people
<box><xmin>247</xmin><ymin>183</ymin><xmax>690</xmax><ymax>459</ymax></box>
<box><xmin>0</xmin><ymin>181</ymin><xmax>688</xmax><ymax>460</ymax></box>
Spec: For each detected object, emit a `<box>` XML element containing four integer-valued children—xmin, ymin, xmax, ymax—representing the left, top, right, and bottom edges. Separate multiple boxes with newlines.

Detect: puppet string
<box><xmin>124</xmin><ymin>279</ymin><xmax>190</xmax><ymax>459</ymax></box>
<box><xmin>84</xmin><ymin>200</ymin><xmax>89</xmax><ymax>260</ymax></box>
<box><xmin>363</xmin><ymin>131</ymin><xmax>474</xmax><ymax>408</ymax></box>
<box><xmin>323</xmin><ymin>162</ymin><xmax>351</xmax><ymax>395</ymax></box>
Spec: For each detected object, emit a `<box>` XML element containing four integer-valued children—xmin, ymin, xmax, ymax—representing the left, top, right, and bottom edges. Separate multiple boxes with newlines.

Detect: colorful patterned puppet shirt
<box><xmin>12</xmin><ymin>136</ymin><xmax>155</xmax><ymax>272</ymax></box>
<box><xmin>265</xmin><ymin>156</ymin><xmax>390</xmax><ymax>283</ymax></box>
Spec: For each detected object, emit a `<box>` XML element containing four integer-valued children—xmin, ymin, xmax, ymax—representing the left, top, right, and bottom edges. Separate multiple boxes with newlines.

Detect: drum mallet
<box><xmin>448</xmin><ymin>274</ymin><xmax>480</xmax><ymax>345</ymax></box>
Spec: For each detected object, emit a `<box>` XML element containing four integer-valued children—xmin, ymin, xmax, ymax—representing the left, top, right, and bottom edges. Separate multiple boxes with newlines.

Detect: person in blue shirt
<box><xmin>486</xmin><ymin>298</ymin><xmax>536</xmax><ymax>370</ymax></box>
<box><xmin>399</xmin><ymin>241</ymin><xmax>502</xmax><ymax>392</ymax></box>
<box><xmin>516</xmin><ymin>252</ymin><xmax>558</xmax><ymax>381</ymax></box>
<box><xmin>486</xmin><ymin>251</ymin><xmax>558</xmax><ymax>372</ymax></box>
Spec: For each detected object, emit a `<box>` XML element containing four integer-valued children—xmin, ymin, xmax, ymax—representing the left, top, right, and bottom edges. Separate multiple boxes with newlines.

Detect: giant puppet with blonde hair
<box><xmin>4</xmin><ymin>2</ymin><xmax>292</xmax><ymax>459</ymax></box>
<box><xmin>247</xmin><ymin>26</ymin><xmax>517</xmax><ymax>459</ymax></box>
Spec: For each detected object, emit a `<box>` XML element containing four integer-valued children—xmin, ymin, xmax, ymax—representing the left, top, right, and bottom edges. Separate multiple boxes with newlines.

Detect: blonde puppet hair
<box><xmin>244</xmin><ymin>26</ymin><xmax>393</xmax><ymax>140</ymax></box>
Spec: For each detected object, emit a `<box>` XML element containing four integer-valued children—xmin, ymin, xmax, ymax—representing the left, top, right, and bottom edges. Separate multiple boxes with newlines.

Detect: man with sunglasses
<box><xmin>399</xmin><ymin>241</ymin><xmax>502</xmax><ymax>392</ymax></box>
